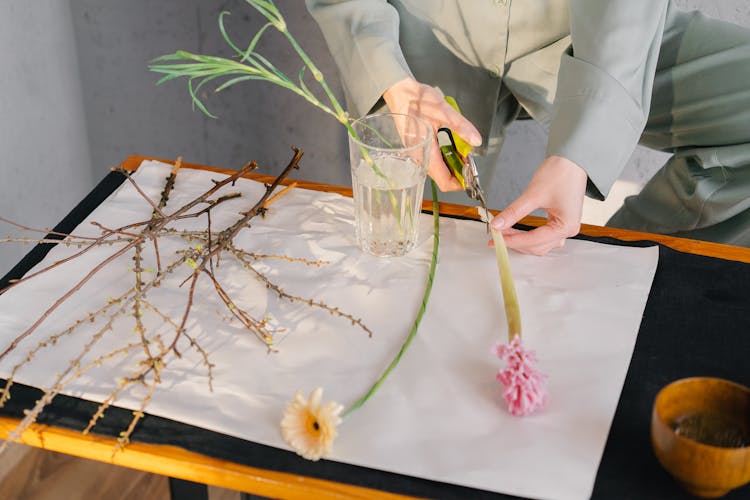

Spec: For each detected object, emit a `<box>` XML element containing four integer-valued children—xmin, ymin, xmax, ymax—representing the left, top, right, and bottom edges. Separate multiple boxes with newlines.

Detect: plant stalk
<box><xmin>489</xmin><ymin>226</ymin><xmax>521</xmax><ymax>340</ymax></box>
<box><xmin>343</xmin><ymin>181</ymin><xmax>440</xmax><ymax>418</ymax></box>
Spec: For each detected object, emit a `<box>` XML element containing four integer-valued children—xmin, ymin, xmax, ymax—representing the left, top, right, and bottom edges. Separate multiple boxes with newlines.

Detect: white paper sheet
<box><xmin>0</xmin><ymin>161</ymin><xmax>658</xmax><ymax>500</ymax></box>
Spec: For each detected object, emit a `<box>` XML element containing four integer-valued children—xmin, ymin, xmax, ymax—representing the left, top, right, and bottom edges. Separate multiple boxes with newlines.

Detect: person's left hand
<box><xmin>490</xmin><ymin>156</ymin><xmax>588</xmax><ymax>255</ymax></box>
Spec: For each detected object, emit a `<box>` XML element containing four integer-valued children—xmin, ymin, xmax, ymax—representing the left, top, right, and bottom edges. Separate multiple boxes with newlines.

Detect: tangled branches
<box><xmin>0</xmin><ymin>147</ymin><xmax>371</xmax><ymax>452</ymax></box>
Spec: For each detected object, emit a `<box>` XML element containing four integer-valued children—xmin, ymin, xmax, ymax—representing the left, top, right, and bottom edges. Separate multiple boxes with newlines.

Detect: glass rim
<box><xmin>348</xmin><ymin>112</ymin><xmax>432</xmax><ymax>153</ymax></box>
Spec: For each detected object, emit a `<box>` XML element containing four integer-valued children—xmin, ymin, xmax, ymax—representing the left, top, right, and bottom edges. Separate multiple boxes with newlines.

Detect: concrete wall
<box><xmin>2</xmin><ymin>1</ymin><xmax>749</xmax><ymax>274</ymax></box>
<box><xmin>0</xmin><ymin>0</ymin><xmax>93</xmax><ymax>274</ymax></box>
<box><xmin>69</xmin><ymin>0</ymin><xmax>348</xmax><ymax>184</ymax></box>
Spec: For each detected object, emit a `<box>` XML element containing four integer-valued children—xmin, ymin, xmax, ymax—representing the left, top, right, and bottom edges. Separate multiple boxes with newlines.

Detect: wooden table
<box><xmin>2</xmin><ymin>155</ymin><xmax>749</xmax><ymax>500</ymax></box>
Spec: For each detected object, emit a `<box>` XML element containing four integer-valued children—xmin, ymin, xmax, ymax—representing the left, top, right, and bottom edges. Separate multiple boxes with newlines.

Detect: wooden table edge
<box><xmin>5</xmin><ymin>155</ymin><xmax>748</xmax><ymax>496</ymax></box>
<box><xmin>122</xmin><ymin>154</ymin><xmax>750</xmax><ymax>263</ymax></box>
<box><xmin>0</xmin><ymin>417</ymin><xmax>417</xmax><ymax>500</ymax></box>
<box><xmin>0</xmin><ymin>152</ymin><xmax>431</xmax><ymax>499</ymax></box>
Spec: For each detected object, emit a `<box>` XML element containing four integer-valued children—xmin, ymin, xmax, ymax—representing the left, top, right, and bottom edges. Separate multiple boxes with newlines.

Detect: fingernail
<box><xmin>490</xmin><ymin>217</ymin><xmax>504</xmax><ymax>230</ymax></box>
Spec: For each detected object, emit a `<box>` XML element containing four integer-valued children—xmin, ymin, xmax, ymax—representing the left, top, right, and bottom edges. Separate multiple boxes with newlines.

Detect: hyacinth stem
<box><xmin>342</xmin><ymin>181</ymin><xmax>440</xmax><ymax>418</ymax></box>
<box><xmin>489</xmin><ymin>225</ymin><xmax>521</xmax><ymax>341</ymax></box>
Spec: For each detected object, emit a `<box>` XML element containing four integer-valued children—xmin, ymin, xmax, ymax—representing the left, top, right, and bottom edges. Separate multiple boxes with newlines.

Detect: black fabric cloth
<box><xmin>2</xmin><ymin>171</ymin><xmax>749</xmax><ymax>499</ymax></box>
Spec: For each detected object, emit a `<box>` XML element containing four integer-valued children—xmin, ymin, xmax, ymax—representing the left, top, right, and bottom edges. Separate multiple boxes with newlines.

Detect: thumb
<box><xmin>491</xmin><ymin>194</ymin><xmax>535</xmax><ymax>232</ymax></box>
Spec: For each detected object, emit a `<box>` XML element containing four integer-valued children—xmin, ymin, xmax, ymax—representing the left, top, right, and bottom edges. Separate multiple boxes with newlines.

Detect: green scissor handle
<box><xmin>437</xmin><ymin>127</ymin><xmax>466</xmax><ymax>188</ymax></box>
<box><xmin>443</xmin><ymin>96</ymin><xmax>473</xmax><ymax>158</ymax></box>
<box><xmin>438</xmin><ymin>97</ymin><xmax>490</xmax><ymax>217</ymax></box>
<box><xmin>438</xmin><ymin>96</ymin><xmax>475</xmax><ymax>188</ymax></box>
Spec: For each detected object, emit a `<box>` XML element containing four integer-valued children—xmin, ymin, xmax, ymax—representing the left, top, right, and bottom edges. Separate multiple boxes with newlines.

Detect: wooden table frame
<box><xmin>2</xmin><ymin>154</ymin><xmax>749</xmax><ymax>499</ymax></box>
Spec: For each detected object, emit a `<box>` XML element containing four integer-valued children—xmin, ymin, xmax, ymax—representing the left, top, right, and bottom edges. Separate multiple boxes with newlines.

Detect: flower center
<box><xmin>306</xmin><ymin>414</ymin><xmax>321</xmax><ymax>436</ymax></box>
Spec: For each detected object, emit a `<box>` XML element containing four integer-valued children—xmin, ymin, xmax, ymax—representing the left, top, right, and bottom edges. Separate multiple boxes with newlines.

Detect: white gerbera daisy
<box><xmin>280</xmin><ymin>387</ymin><xmax>343</xmax><ymax>461</ymax></box>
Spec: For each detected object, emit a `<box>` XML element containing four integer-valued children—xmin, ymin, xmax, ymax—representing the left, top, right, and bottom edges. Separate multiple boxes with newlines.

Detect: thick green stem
<box><xmin>489</xmin><ymin>226</ymin><xmax>521</xmax><ymax>340</ymax></box>
<box><xmin>281</xmin><ymin>29</ymin><xmax>346</xmax><ymax>120</ymax></box>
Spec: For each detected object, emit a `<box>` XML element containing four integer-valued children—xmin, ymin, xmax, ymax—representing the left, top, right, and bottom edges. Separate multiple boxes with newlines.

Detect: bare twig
<box><xmin>118</xmin><ymin>167</ymin><xmax>166</xmax><ymax>219</ymax></box>
<box><xmin>0</xmin><ymin>216</ymin><xmax>100</xmax><ymax>241</ymax></box>
<box><xmin>0</xmin><ymin>147</ymin><xmax>374</xmax><ymax>454</ymax></box>
<box><xmin>231</xmin><ymin>247</ymin><xmax>372</xmax><ymax>337</ymax></box>
<box><xmin>263</xmin><ymin>181</ymin><xmax>298</xmax><ymax>210</ymax></box>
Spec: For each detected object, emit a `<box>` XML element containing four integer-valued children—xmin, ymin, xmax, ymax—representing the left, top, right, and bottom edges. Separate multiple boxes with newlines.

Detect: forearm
<box><xmin>546</xmin><ymin>0</ymin><xmax>670</xmax><ymax>199</ymax></box>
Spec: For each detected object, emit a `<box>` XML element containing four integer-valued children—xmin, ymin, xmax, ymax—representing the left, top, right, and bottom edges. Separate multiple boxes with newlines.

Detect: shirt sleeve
<box><xmin>305</xmin><ymin>0</ymin><xmax>414</xmax><ymax>117</ymax></box>
<box><xmin>545</xmin><ymin>0</ymin><xmax>670</xmax><ymax>200</ymax></box>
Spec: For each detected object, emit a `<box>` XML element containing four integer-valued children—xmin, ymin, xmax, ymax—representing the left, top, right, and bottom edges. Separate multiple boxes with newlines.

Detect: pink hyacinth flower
<box><xmin>494</xmin><ymin>334</ymin><xmax>547</xmax><ymax>416</ymax></box>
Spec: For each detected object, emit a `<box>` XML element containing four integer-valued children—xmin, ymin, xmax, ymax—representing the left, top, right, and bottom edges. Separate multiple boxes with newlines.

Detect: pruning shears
<box><xmin>437</xmin><ymin>96</ymin><xmax>490</xmax><ymax>230</ymax></box>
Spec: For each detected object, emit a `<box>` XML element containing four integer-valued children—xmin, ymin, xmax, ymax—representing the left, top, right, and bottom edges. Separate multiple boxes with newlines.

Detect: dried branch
<box><xmin>0</xmin><ymin>147</ymin><xmax>373</xmax><ymax>455</ymax></box>
<box><xmin>231</xmin><ymin>247</ymin><xmax>372</xmax><ymax>337</ymax></box>
<box><xmin>263</xmin><ymin>181</ymin><xmax>298</xmax><ymax>210</ymax></box>
<box><xmin>0</xmin><ymin>216</ymin><xmax>100</xmax><ymax>241</ymax></box>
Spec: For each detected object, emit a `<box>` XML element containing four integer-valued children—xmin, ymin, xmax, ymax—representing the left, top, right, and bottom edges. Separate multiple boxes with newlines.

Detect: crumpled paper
<box><xmin>0</xmin><ymin>161</ymin><xmax>658</xmax><ymax>500</ymax></box>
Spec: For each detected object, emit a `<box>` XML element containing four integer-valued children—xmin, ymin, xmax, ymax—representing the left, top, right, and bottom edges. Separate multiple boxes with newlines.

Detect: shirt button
<box><xmin>494</xmin><ymin>0</ymin><xmax>507</xmax><ymax>6</ymax></box>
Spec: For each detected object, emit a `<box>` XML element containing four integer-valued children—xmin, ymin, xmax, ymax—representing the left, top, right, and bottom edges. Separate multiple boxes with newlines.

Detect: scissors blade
<box><xmin>463</xmin><ymin>154</ymin><xmax>490</xmax><ymax>232</ymax></box>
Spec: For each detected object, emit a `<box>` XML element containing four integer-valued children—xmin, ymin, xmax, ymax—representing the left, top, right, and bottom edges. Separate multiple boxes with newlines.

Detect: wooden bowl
<box><xmin>651</xmin><ymin>377</ymin><xmax>750</xmax><ymax>497</ymax></box>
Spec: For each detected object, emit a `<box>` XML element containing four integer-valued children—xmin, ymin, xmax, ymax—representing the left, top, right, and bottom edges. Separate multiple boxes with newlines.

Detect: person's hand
<box><xmin>490</xmin><ymin>156</ymin><xmax>588</xmax><ymax>255</ymax></box>
<box><xmin>383</xmin><ymin>77</ymin><xmax>482</xmax><ymax>192</ymax></box>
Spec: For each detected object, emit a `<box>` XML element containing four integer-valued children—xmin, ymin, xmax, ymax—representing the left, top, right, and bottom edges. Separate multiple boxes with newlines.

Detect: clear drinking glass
<box><xmin>349</xmin><ymin>113</ymin><xmax>431</xmax><ymax>257</ymax></box>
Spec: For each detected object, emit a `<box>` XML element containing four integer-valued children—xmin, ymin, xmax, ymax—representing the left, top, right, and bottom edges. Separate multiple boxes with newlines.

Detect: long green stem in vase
<box><xmin>343</xmin><ymin>180</ymin><xmax>440</xmax><ymax>418</ymax></box>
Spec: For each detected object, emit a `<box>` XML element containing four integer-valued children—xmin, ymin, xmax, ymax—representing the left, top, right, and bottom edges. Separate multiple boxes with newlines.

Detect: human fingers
<box><xmin>383</xmin><ymin>78</ymin><xmax>477</xmax><ymax>191</ymax></box>
<box><xmin>489</xmin><ymin>192</ymin><xmax>535</xmax><ymax>234</ymax></box>
<box><xmin>428</xmin><ymin>135</ymin><xmax>463</xmax><ymax>191</ymax></box>
<box><xmin>487</xmin><ymin>194</ymin><xmax>559</xmax><ymax>255</ymax></box>
<box><xmin>501</xmin><ymin>224</ymin><xmax>568</xmax><ymax>256</ymax></box>
<box><xmin>487</xmin><ymin>227</ymin><xmax>523</xmax><ymax>247</ymax></box>
<box><xmin>492</xmin><ymin>202</ymin><xmax>579</xmax><ymax>255</ymax></box>
<box><xmin>424</xmin><ymin>98</ymin><xmax>480</xmax><ymax>191</ymax></box>
<box><xmin>415</xmin><ymin>88</ymin><xmax>482</xmax><ymax>146</ymax></box>
<box><xmin>489</xmin><ymin>191</ymin><xmax>568</xmax><ymax>255</ymax></box>
<box><xmin>439</xmin><ymin>103</ymin><xmax>482</xmax><ymax>147</ymax></box>
<box><xmin>384</xmin><ymin>79</ymin><xmax>482</xmax><ymax>146</ymax></box>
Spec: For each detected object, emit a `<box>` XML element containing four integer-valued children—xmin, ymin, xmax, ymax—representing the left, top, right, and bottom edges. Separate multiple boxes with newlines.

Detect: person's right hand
<box><xmin>383</xmin><ymin>77</ymin><xmax>482</xmax><ymax>192</ymax></box>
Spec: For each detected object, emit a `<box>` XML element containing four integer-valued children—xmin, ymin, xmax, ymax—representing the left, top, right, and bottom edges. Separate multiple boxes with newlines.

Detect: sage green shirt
<box><xmin>306</xmin><ymin>0</ymin><xmax>672</xmax><ymax>200</ymax></box>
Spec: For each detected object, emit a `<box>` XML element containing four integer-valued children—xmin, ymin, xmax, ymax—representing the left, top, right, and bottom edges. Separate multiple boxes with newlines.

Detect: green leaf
<box><xmin>188</xmin><ymin>79</ymin><xmax>217</xmax><ymax>118</ymax></box>
<box><xmin>215</xmin><ymin>75</ymin><xmax>266</xmax><ymax>93</ymax></box>
<box><xmin>149</xmin><ymin>52</ymin><xmax>190</xmax><ymax>63</ymax></box>
<box><xmin>242</xmin><ymin>22</ymin><xmax>273</xmax><ymax>62</ymax></box>
<box><xmin>251</xmin><ymin>52</ymin><xmax>290</xmax><ymax>83</ymax></box>
<box><xmin>297</xmin><ymin>66</ymin><xmax>318</xmax><ymax>102</ymax></box>
<box><xmin>244</xmin><ymin>0</ymin><xmax>284</xmax><ymax>30</ymax></box>
<box><xmin>154</xmin><ymin>72</ymin><xmax>187</xmax><ymax>86</ymax></box>
<box><xmin>218</xmin><ymin>11</ymin><xmax>245</xmax><ymax>57</ymax></box>
<box><xmin>192</xmin><ymin>72</ymin><xmax>233</xmax><ymax>96</ymax></box>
